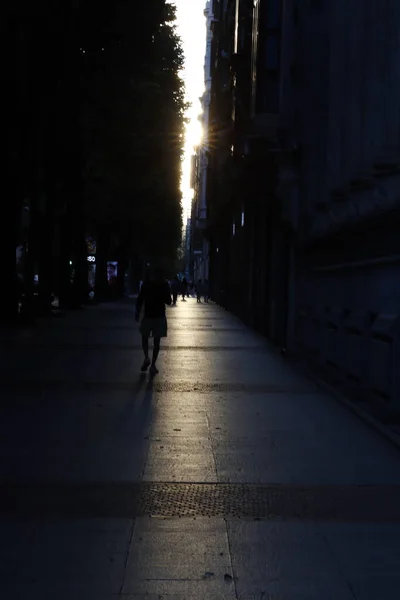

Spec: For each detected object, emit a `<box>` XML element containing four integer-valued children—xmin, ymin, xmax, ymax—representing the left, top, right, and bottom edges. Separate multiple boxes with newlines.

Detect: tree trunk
<box><xmin>21</xmin><ymin>194</ymin><xmax>40</xmax><ymax>324</ymax></box>
<box><xmin>72</xmin><ymin>202</ymin><xmax>88</xmax><ymax>307</ymax></box>
<box><xmin>0</xmin><ymin>191</ymin><xmax>20</xmax><ymax>324</ymax></box>
<box><xmin>4</xmin><ymin>15</ymin><xmax>28</xmax><ymax>325</ymax></box>
<box><xmin>95</xmin><ymin>226</ymin><xmax>110</xmax><ymax>301</ymax></box>
<box><xmin>114</xmin><ymin>240</ymin><xmax>129</xmax><ymax>299</ymax></box>
<box><xmin>131</xmin><ymin>254</ymin><xmax>143</xmax><ymax>294</ymax></box>
<box><xmin>37</xmin><ymin>193</ymin><xmax>54</xmax><ymax>316</ymax></box>
<box><xmin>58</xmin><ymin>204</ymin><xmax>73</xmax><ymax>310</ymax></box>
<box><xmin>116</xmin><ymin>256</ymin><xmax>127</xmax><ymax>298</ymax></box>
<box><xmin>57</xmin><ymin>3</ymin><xmax>82</xmax><ymax>309</ymax></box>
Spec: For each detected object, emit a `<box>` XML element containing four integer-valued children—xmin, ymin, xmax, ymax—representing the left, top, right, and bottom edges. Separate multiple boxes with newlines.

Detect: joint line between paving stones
<box><xmin>224</xmin><ymin>518</ymin><xmax>239</xmax><ymax>599</ymax></box>
<box><xmin>319</xmin><ymin>532</ymin><xmax>357</xmax><ymax>599</ymax></box>
<box><xmin>205</xmin><ymin>406</ymin><xmax>219</xmax><ymax>482</ymax></box>
<box><xmin>119</xmin><ymin>518</ymin><xmax>136</xmax><ymax>595</ymax></box>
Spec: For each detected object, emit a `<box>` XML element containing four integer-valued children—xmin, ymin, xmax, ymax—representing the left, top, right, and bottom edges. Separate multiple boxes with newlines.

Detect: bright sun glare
<box><xmin>172</xmin><ymin>0</ymin><xmax>206</xmax><ymax>217</ymax></box>
<box><xmin>186</xmin><ymin>116</ymin><xmax>203</xmax><ymax>149</ymax></box>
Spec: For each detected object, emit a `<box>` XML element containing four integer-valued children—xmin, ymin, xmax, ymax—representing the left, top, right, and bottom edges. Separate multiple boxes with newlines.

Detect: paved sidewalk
<box><xmin>1</xmin><ymin>299</ymin><xmax>400</xmax><ymax>599</ymax></box>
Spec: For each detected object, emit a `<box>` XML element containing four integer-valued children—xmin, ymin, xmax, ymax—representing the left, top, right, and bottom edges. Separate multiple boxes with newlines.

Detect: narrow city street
<box><xmin>1</xmin><ymin>299</ymin><xmax>400</xmax><ymax>599</ymax></box>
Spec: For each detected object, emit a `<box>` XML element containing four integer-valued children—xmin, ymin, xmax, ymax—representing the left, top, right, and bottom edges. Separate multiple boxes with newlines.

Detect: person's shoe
<box><xmin>150</xmin><ymin>364</ymin><xmax>159</xmax><ymax>376</ymax></box>
<box><xmin>141</xmin><ymin>358</ymin><xmax>151</xmax><ymax>372</ymax></box>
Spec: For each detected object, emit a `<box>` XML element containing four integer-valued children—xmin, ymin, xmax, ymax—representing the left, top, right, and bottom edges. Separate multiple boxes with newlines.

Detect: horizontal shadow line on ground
<box><xmin>65</xmin><ymin>326</ymin><xmax>247</xmax><ymax>331</ymax></box>
<box><xmin>1</xmin><ymin>482</ymin><xmax>400</xmax><ymax>521</ymax></box>
<box><xmin>92</xmin><ymin>311</ymin><xmax>226</xmax><ymax>319</ymax></box>
<box><xmin>1</xmin><ymin>344</ymin><xmax>268</xmax><ymax>352</ymax></box>
<box><xmin>0</xmin><ymin>381</ymin><xmax>315</xmax><ymax>393</ymax></box>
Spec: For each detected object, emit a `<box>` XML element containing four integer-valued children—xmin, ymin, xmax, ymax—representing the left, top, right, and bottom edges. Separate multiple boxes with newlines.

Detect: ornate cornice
<box><xmin>309</xmin><ymin>172</ymin><xmax>400</xmax><ymax>239</ymax></box>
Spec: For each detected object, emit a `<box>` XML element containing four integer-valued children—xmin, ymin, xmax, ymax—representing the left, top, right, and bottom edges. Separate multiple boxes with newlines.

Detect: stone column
<box><xmin>343</xmin><ymin>0</ymin><xmax>363</xmax><ymax>181</ymax></box>
<box><xmin>382</xmin><ymin>0</ymin><xmax>400</xmax><ymax>156</ymax></box>
<box><xmin>326</xmin><ymin>0</ymin><xmax>346</xmax><ymax>192</ymax></box>
<box><xmin>362</xmin><ymin>0</ymin><xmax>380</xmax><ymax>169</ymax></box>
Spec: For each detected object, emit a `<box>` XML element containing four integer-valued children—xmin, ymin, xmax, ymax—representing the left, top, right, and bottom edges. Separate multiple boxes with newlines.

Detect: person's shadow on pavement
<box><xmin>119</xmin><ymin>375</ymin><xmax>154</xmax><ymax>439</ymax></box>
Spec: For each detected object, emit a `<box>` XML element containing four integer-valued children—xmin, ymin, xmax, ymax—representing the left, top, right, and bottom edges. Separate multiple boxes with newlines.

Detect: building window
<box><xmin>255</xmin><ymin>0</ymin><xmax>282</xmax><ymax>114</ymax></box>
<box><xmin>267</xmin><ymin>0</ymin><xmax>281</xmax><ymax>27</ymax></box>
<box><xmin>241</xmin><ymin>209</ymin><xmax>245</xmax><ymax>227</ymax></box>
<box><xmin>250</xmin><ymin>0</ymin><xmax>260</xmax><ymax>117</ymax></box>
<box><xmin>232</xmin><ymin>222</ymin><xmax>236</xmax><ymax>237</ymax></box>
<box><xmin>265</xmin><ymin>36</ymin><xmax>280</xmax><ymax>69</ymax></box>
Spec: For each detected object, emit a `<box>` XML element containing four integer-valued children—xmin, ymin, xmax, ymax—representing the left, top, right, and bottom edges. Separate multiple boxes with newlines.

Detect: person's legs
<box><xmin>142</xmin><ymin>335</ymin><xmax>149</xmax><ymax>358</ymax></box>
<box><xmin>151</xmin><ymin>337</ymin><xmax>161</xmax><ymax>370</ymax></box>
<box><xmin>149</xmin><ymin>317</ymin><xmax>167</xmax><ymax>374</ymax></box>
<box><xmin>139</xmin><ymin>319</ymin><xmax>151</xmax><ymax>371</ymax></box>
<box><xmin>141</xmin><ymin>335</ymin><xmax>151</xmax><ymax>370</ymax></box>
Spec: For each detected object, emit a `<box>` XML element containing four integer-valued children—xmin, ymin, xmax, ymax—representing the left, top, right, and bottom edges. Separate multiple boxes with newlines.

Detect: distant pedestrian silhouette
<box><xmin>171</xmin><ymin>276</ymin><xmax>180</xmax><ymax>305</ymax></box>
<box><xmin>196</xmin><ymin>279</ymin><xmax>203</xmax><ymax>303</ymax></box>
<box><xmin>181</xmin><ymin>277</ymin><xmax>188</xmax><ymax>301</ymax></box>
<box><xmin>203</xmin><ymin>279</ymin><xmax>209</xmax><ymax>303</ymax></box>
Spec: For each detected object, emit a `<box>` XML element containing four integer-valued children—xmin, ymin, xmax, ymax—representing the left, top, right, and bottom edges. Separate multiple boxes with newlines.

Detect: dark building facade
<box><xmin>206</xmin><ymin>0</ymin><xmax>296</xmax><ymax>345</ymax></box>
<box><xmin>204</xmin><ymin>0</ymin><xmax>400</xmax><ymax>416</ymax></box>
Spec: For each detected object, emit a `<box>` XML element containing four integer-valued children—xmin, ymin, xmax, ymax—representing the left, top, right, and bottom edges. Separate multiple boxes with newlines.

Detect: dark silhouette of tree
<box><xmin>80</xmin><ymin>0</ymin><xmax>186</xmax><ymax>297</ymax></box>
<box><xmin>4</xmin><ymin>0</ymin><xmax>186</xmax><ymax>322</ymax></box>
<box><xmin>5</xmin><ymin>1</ymin><xmax>83</xmax><ymax>320</ymax></box>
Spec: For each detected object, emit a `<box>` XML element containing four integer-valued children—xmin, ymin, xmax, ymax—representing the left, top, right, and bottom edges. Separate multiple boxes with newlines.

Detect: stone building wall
<box><xmin>292</xmin><ymin>0</ymin><xmax>400</xmax><ymax>414</ymax></box>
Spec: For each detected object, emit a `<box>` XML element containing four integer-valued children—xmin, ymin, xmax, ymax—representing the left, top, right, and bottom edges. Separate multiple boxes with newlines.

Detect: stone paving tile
<box><xmin>318</xmin><ymin>523</ymin><xmax>400</xmax><ymax>598</ymax></box>
<box><xmin>122</xmin><ymin>517</ymin><xmax>235</xmax><ymax>597</ymax></box>
<box><xmin>163</xmin><ymin>355</ymin><xmax>311</xmax><ymax>386</ymax></box>
<box><xmin>145</xmin><ymin>456</ymin><xmax>215</xmax><ymax>470</ymax></box>
<box><xmin>0</xmin><ymin>450</ymin><xmax>147</xmax><ymax>484</ymax></box>
<box><xmin>121</xmin><ymin>579</ymin><xmax>236</xmax><ymax>597</ymax></box>
<box><xmin>211</xmin><ymin>438</ymin><xmax>275</xmax><ymax>453</ymax></box>
<box><xmin>0</xmin><ymin>386</ymin><xmax>152</xmax><ymax>483</ymax></box>
<box><xmin>120</xmin><ymin>595</ymin><xmax>235</xmax><ymax>600</ymax></box>
<box><xmin>207</xmin><ymin>398</ymin><xmax>318</xmax><ymax>432</ymax></box>
<box><xmin>235</xmin><ymin>590</ymin><xmax>352</xmax><ymax>600</ymax></box>
<box><xmin>227</xmin><ymin>521</ymin><xmax>354</xmax><ymax>599</ymax></box>
<box><xmin>215</xmin><ymin>455</ymin><xmax>290</xmax><ymax>484</ymax></box>
<box><xmin>0</xmin><ymin>518</ymin><xmax>133</xmax><ymax>597</ymax></box>
<box><xmin>143</xmin><ymin>466</ymin><xmax>218</xmax><ymax>483</ymax></box>
<box><xmin>274</xmin><ymin>457</ymin><xmax>400</xmax><ymax>486</ymax></box>
<box><xmin>269</xmin><ymin>432</ymin><xmax>400</xmax><ymax>486</ymax></box>
<box><xmin>344</xmin><ymin>578</ymin><xmax>400</xmax><ymax>600</ymax></box>
<box><xmin>146</xmin><ymin>438</ymin><xmax>213</xmax><ymax>458</ymax></box>
<box><xmin>205</xmin><ymin>390</ymin><xmax>400</xmax><ymax>486</ymax></box>
<box><xmin>144</xmin><ymin>432</ymin><xmax>216</xmax><ymax>481</ymax></box>
<box><xmin>0</xmin><ymin>586</ymin><xmax>120</xmax><ymax>600</ymax></box>
<box><xmin>147</xmin><ymin>423</ymin><xmax>211</xmax><ymax>439</ymax></box>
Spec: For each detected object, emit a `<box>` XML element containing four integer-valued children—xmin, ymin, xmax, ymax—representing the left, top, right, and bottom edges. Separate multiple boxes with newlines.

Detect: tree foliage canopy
<box><xmin>79</xmin><ymin>0</ymin><xmax>186</xmax><ymax>263</ymax></box>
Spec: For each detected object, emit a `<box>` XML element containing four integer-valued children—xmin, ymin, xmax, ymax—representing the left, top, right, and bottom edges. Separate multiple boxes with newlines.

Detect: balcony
<box><xmin>195</xmin><ymin>207</ymin><xmax>207</xmax><ymax>229</ymax></box>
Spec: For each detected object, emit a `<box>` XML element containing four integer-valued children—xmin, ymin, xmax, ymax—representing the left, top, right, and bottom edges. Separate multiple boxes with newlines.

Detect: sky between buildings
<box><xmin>172</xmin><ymin>0</ymin><xmax>207</xmax><ymax>218</ymax></box>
